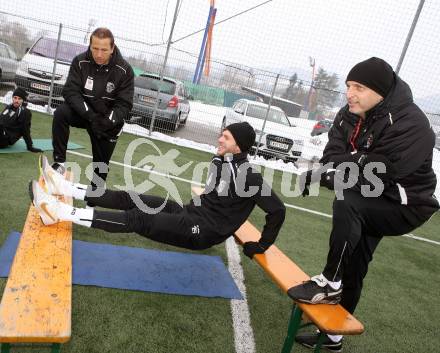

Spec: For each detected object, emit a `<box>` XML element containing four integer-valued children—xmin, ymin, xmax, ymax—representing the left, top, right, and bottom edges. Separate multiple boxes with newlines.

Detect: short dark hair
<box><xmin>90</xmin><ymin>27</ymin><xmax>115</xmax><ymax>47</ymax></box>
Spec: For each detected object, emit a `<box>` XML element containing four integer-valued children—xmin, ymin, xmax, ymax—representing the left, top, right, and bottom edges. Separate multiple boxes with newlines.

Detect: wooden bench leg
<box><xmin>281</xmin><ymin>304</ymin><xmax>303</xmax><ymax>353</ymax></box>
<box><xmin>51</xmin><ymin>343</ymin><xmax>61</xmax><ymax>353</ymax></box>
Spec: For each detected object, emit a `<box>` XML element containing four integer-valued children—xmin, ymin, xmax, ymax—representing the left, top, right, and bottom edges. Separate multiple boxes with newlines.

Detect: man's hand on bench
<box><xmin>243</xmin><ymin>241</ymin><xmax>268</xmax><ymax>259</ymax></box>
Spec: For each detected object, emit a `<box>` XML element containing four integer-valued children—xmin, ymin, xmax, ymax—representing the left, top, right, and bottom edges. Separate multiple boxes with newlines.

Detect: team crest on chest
<box><xmin>365</xmin><ymin>133</ymin><xmax>374</xmax><ymax>149</ymax></box>
<box><xmin>106</xmin><ymin>82</ymin><xmax>115</xmax><ymax>93</ymax></box>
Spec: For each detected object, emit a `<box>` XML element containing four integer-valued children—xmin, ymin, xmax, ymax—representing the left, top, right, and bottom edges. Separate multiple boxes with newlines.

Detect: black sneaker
<box><xmin>295</xmin><ymin>332</ymin><xmax>343</xmax><ymax>352</ymax></box>
<box><xmin>287</xmin><ymin>276</ymin><xmax>342</xmax><ymax>304</ymax></box>
<box><xmin>51</xmin><ymin>162</ymin><xmax>66</xmax><ymax>175</ymax></box>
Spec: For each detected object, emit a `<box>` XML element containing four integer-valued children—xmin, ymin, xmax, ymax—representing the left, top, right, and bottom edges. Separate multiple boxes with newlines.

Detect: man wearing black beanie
<box><xmin>289</xmin><ymin>57</ymin><xmax>439</xmax><ymax>351</ymax></box>
<box><xmin>0</xmin><ymin>88</ymin><xmax>42</xmax><ymax>152</ymax></box>
<box><xmin>30</xmin><ymin>122</ymin><xmax>285</xmax><ymax>261</ymax></box>
<box><xmin>223</xmin><ymin>121</ymin><xmax>256</xmax><ymax>154</ymax></box>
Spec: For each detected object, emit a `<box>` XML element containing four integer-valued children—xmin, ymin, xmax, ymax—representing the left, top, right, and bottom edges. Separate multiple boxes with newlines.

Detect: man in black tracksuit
<box><xmin>288</xmin><ymin>58</ymin><xmax>439</xmax><ymax>351</ymax></box>
<box><xmin>0</xmin><ymin>88</ymin><xmax>42</xmax><ymax>153</ymax></box>
<box><xmin>32</xmin><ymin>122</ymin><xmax>286</xmax><ymax>258</ymax></box>
<box><xmin>52</xmin><ymin>27</ymin><xmax>134</xmax><ymax>191</ymax></box>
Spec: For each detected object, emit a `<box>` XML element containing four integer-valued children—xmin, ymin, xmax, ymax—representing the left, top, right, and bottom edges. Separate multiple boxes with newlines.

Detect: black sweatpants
<box><xmin>322</xmin><ymin>189</ymin><xmax>435</xmax><ymax>314</ymax></box>
<box><xmin>52</xmin><ymin>104</ymin><xmax>118</xmax><ymax>188</ymax></box>
<box><xmin>86</xmin><ymin>188</ymin><xmax>208</xmax><ymax>250</ymax></box>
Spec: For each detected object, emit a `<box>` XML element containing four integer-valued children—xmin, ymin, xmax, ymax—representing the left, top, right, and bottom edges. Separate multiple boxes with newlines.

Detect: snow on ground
<box><xmin>124</xmin><ymin>123</ymin><xmax>218</xmax><ymax>155</ymax></box>
<box><xmin>186</xmin><ymin>101</ymin><xmax>226</xmax><ymax>128</ymax></box>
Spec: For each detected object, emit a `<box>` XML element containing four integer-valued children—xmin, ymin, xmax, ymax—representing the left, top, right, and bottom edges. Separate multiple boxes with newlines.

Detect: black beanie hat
<box><xmin>346</xmin><ymin>57</ymin><xmax>394</xmax><ymax>98</ymax></box>
<box><xmin>12</xmin><ymin>87</ymin><xmax>28</xmax><ymax>101</ymax></box>
<box><xmin>225</xmin><ymin>122</ymin><xmax>256</xmax><ymax>153</ymax></box>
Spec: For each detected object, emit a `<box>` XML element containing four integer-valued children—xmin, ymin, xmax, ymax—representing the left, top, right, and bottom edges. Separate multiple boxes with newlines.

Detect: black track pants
<box><xmin>87</xmin><ymin>189</ymin><xmax>210</xmax><ymax>250</ymax></box>
<box><xmin>52</xmin><ymin>103</ymin><xmax>117</xmax><ymax>188</ymax></box>
<box><xmin>322</xmin><ymin>189</ymin><xmax>434</xmax><ymax>313</ymax></box>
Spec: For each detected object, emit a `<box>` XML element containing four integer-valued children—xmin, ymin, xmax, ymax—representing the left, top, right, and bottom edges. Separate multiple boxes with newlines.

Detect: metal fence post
<box><xmin>149</xmin><ymin>0</ymin><xmax>180</xmax><ymax>135</ymax></box>
<box><xmin>47</xmin><ymin>22</ymin><xmax>62</xmax><ymax>113</ymax></box>
<box><xmin>254</xmin><ymin>73</ymin><xmax>280</xmax><ymax>159</ymax></box>
<box><xmin>396</xmin><ymin>0</ymin><xmax>425</xmax><ymax>74</ymax></box>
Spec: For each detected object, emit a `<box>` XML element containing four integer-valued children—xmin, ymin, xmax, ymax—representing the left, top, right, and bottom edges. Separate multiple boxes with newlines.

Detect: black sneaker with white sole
<box><xmin>287</xmin><ymin>276</ymin><xmax>342</xmax><ymax>304</ymax></box>
<box><xmin>295</xmin><ymin>332</ymin><xmax>343</xmax><ymax>352</ymax></box>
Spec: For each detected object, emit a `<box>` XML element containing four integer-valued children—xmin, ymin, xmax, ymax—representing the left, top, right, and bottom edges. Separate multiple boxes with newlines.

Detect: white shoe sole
<box><xmin>29</xmin><ymin>180</ymin><xmax>59</xmax><ymax>225</ymax></box>
<box><xmin>40</xmin><ymin>155</ymin><xmax>64</xmax><ymax>195</ymax></box>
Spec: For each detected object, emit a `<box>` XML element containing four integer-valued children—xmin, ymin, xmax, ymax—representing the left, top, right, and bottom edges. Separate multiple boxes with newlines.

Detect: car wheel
<box><xmin>181</xmin><ymin>113</ymin><xmax>188</xmax><ymax>126</ymax></box>
<box><xmin>248</xmin><ymin>146</ymin><xmax>257</xmax><ymax>156</ymax></box>
<box><xmin>171</xmin><ymin>114</ymin><xmax>180</xmax><ymax>132</ymax></box>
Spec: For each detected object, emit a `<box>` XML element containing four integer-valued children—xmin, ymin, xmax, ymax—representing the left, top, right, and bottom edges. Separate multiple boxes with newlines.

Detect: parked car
<box><xmin>311</xmin><ymin>119</ymin><xmax>333</xmax><ymax>136</ymax></box>
<box><xmin>0</xmin><ymin>41</ymin><xmax>19</xmax><ymax>83</ymax></box>
<box><xmin>129</xmin><ymin>73</ymin><xmax>190</xmax><ymax>131</ymax></box>
<box><xmin>15</xmin><ymin>37</ymin><xmax>87</xmax><ymax>104</ymax></box>
<box><xmin>222</xmin><ymin>99</ymin><xmax>304</xmax><ymax>162</ymax></box>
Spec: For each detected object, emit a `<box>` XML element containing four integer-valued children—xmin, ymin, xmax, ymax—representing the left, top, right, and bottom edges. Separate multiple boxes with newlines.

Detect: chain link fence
<box><xmin>1</xmin><ymin>1</ymin><xmax>439</xmax><ymax>169</ymax></box>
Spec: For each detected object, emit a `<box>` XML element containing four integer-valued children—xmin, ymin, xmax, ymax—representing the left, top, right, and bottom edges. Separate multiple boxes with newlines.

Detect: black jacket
<box><xmin>0</xmin><ymin>103</ymin><xmax>34</xmax><ymax>149</ymax></box>
<box><xmin>184</xmin><ymin>153</ymin><xmax>286</xmax><ymax>248</ymax></box>
<box><xmin>63</xmin><ymin>45</ymin><xmax>134</xmax><ymax>129</ymax></box>
<box><xmin>321</xmin><ymin>75</ymin><xmax>439</xmax><ymax>209</ymax></box>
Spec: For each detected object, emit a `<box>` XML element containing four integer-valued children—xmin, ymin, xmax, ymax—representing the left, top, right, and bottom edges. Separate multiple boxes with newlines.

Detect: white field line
<box><xmin>226</xmin><ymin>237</ymin><xmax>256</xmax><ymax>353</ymax></box>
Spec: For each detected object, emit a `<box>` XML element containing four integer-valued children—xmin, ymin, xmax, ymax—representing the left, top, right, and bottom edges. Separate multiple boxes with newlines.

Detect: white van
<box><xmin>15</xmin><ymin>37</ymin><xmax>87</xmax><ymax>104</ymax></box>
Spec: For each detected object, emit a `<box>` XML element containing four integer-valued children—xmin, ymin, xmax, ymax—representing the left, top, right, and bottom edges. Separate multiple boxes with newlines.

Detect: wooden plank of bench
<box><xmin>235</xmin><ymin>221</ymin><xmax>364</xmax><ymax>335</ymax></box>
<box><xmin>191</xmin><ymin>186</ymin><xmax>364</xmax><ymax>335</ymax></box>
<box><xmin>0</xmin><ymin>177</ymin><xmax>73</xmax><ymax>344</ymax></box>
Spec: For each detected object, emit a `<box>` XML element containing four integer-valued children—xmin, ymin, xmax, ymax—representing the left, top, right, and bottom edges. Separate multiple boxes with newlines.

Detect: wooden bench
<box><xmin>0</xmin><ymin>177</ymin><xmax>73</xmax><ymax>353</ymax></box>
<box><xmin>192</xmin><ymin>186</ymin><xmax>364</xmax><ymax>353</ymax></box>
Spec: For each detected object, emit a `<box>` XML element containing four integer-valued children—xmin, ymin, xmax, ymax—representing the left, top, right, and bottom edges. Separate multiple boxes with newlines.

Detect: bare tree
<box><xmin>0</xmin><ymin>15</ymin><xmax>33</xmax><ymax>58</ymax></box>
<box><xmin>313</xmin><ymin>67</ymin><xmax>340</xmax><ymax>114</ymax></box>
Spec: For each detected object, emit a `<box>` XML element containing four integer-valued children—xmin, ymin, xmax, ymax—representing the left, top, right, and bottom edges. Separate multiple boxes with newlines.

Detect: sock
<box><xmin>56</xmin><ymin>202</ymin><xmax>93</xmax><ymax>227</ymax></box>
<box><xmin>71</xmin><ymin>182</ymin><xmax>87</xmax><ymax>200</ymax></box>
<box><xmin>321</xmin><ymin>273</ymin><xmax>342</xmax><ymax>290</ymax></box>
<box><xmin>327</xmin><ymin>334</ymin><xmax>343</xmax><ymax>343</ymax></box>
<box><xmin>55</xmin><ymin>179</ymin><xmax>87</xmax><ymax>200</ymax></box>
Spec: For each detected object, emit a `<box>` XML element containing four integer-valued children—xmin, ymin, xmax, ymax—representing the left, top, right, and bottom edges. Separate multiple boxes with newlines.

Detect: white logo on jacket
<box><xmin>106</xmin><ymin>82</ymin><xmax>115</xmax><ymax>93</ymax></box>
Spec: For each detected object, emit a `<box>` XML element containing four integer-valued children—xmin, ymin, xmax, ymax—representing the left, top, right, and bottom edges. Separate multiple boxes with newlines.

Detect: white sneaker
<box><xmin>40</xmin><ymin>155</ymin><xmax>71</xmax><ymax>196</ymax></box>
<box><xmin>29</xmin><ymin>180</ymin><xmax>61</xmax><ymax>225</ymax></box>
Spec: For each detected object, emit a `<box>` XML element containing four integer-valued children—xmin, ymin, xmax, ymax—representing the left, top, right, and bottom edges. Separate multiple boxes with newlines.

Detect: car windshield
<box><xmin>30</xmin><ymin>38</ymin><xmax>86</xmax><ymax>63</ymax></box>
<box><xmin>246</xmin><ymin>104</ymin><xmax>290</xmax><ymax>126</ymax></box>
<box><xmin>135</xmin><ymin>75</ymin><xmax>176</xmax><ymax>95</ymax></box>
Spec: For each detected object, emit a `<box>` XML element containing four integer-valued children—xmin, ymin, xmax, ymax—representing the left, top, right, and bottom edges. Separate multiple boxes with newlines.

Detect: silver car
<box><xmin>222</xmin><ymin>99</ymin><xmax>304</xmax><ymax>162</ymax></box>
<box><xmin>0</xmin><ymin>42</ymin><xmax>18</xmax><ymax>83</ymax></box>
<box><xmin>130</xmin><ymin>73</ymin><xmax>190</xmax><ymax>131</ymax></box>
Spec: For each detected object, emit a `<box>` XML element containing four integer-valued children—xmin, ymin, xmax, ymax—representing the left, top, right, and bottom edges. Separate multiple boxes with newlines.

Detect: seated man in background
<box><xmin>0</xmin><ymin>88</ymin><xmax>42</xmax><ymax>153</ymax></box>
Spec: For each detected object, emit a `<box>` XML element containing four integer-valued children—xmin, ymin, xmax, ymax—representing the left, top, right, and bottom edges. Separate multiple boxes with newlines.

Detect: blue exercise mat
<box><xmin>0</xmin><ymin>232</ymin><xmax>242</xmax><ymax>300</ymax></box>
<box><xmin>0</xmin><ymin>139</ymin><xmax>83</xmax><ymax>153</ymax></box>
